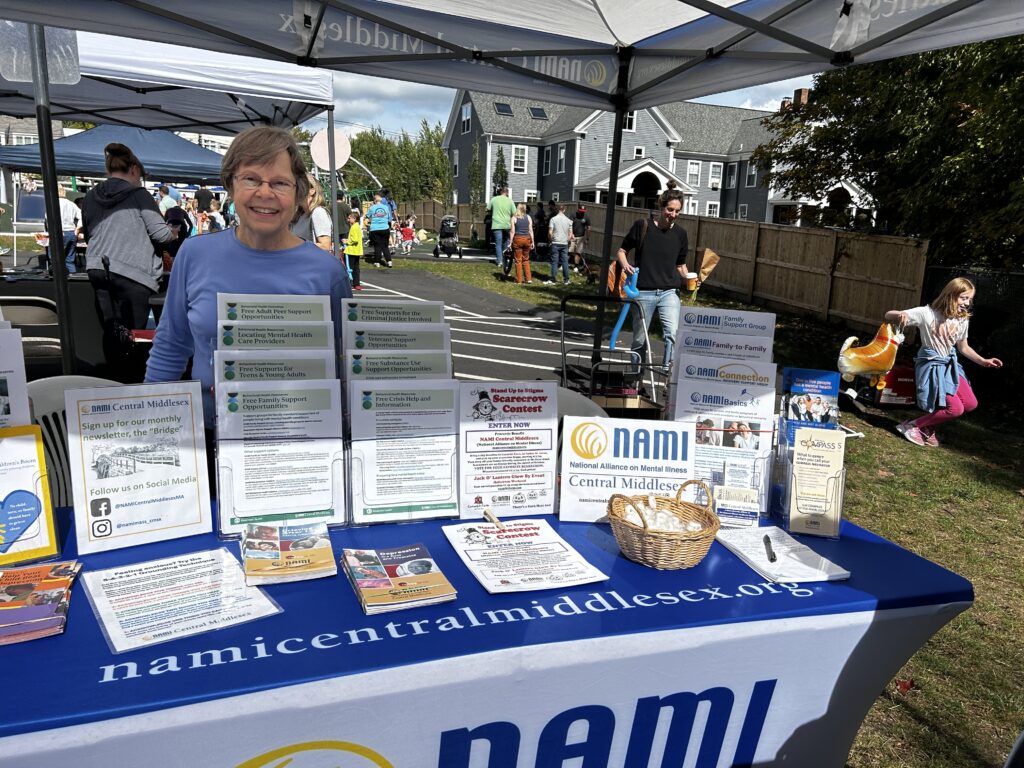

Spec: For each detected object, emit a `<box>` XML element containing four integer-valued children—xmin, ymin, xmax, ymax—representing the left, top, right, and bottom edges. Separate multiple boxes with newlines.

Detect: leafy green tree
<box><xmin>291</xmin><ymin>126</ymin><xmax>314</xmax><ymax>173</ymax></box>
<box><xmin>492</xmin><ymin>147</ymin><xmax>508</xmax><ymax>193</ymax></box>
<box><xmin>468</xmin><ymin>143</ymin><xmax>485</xmax><ymax>240</ymax></box>
<box><xmin>752</xmin><ymin>37</ymin><xmax>1024</xmax><ymax>268</ymax></box>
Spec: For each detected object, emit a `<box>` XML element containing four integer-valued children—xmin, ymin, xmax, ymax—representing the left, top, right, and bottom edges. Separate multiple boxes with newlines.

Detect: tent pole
<box><xmin>30</xmin><ymin>23</ymin><xmax>76</xmax><ymax>374</ymax></box>
<box><xmin>326</xmin><ymin>103</ymin><xmax>340</xmax><ymax>258</ymax></box>
<box><xmin>592</xmin><ymin>46</ymin><xmax>633</xmax><ymax>368</ymax></box>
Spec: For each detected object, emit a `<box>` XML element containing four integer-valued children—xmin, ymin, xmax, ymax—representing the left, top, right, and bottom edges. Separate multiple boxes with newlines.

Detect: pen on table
<box><xmin>763</xmin><ymin>534</ymin><xmax>777</xmax><ymax>563</ymax></box>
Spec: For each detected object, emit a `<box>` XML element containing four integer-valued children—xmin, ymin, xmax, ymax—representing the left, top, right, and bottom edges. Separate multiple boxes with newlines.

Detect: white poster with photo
<box><xmin>342</xmin><ymin>299</ymin><xmax>444</xmax><ymax>324</ymax></box>
<box><xmin>558</xmin><ymin>416</ymin><xmax>695</xmax><ymax>523</ymax></box>
<box><xmin>215</xmin><ymin>379</ymin><xmax>345</xmax><ymax>535</ymax></box>
<box><xmin>341</xmin><ymin>322</ymin><xmax>451</xmax><ymax>355</ymax></box>
<box><xmin>66</xmin><ymin>382</ymin><xmax>211</xmax><ymax>554</ymax></box>
<box><xmin>458</xmin><ymin>381</ymin><xmax>557</xmax><ymax>519</ymax></box>
<box><xmin>349</xmin><ymin>380</ymin><xmax>459</xmax><ymax>524</ymax></box>
<box><xmin>0</xmin><ymin>329</ymin><xmax>30</xmax><ymax>429</ymax></box>
<box><xmin>213</xmin><ymin>349</ymin><xmax>337</xmax><ymax>384</ymax></box>
<box><xmin>216</xmin><ymin>293</ymin><xmax>331</xmax><ymax>323</ymax></box>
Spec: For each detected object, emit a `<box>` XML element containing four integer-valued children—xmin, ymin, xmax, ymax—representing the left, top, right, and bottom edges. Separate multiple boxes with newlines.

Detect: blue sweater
<box><xmin>914</xmin><ymin>346</ymin><xmax>963</xmax><ymax>413</ymax></box>
<box><xmin>145</xmin><ymin>229</ymin><xmax>351</xmax><ymax>423</ymax></box>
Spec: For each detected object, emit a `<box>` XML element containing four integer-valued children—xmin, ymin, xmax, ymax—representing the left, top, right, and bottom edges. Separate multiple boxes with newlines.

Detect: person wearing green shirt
<box><xmin>487</xmin><ymin>186</ymin><xmax>516</xmax><ymax>270</ymax></box>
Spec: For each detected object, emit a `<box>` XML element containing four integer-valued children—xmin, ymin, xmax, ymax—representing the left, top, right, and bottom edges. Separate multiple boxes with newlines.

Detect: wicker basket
<box><xmin>607</xmin><ymin>479</ymin><xmax>719</xmax><ymax>569</ymax></box>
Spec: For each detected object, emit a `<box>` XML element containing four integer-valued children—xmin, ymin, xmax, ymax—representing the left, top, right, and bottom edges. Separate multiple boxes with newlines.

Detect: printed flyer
<box><xmin>672</xmin><ymin>377</ymin><xmax>776</xmax><ymax>515</ymax></box>
<box><xmin>349</xmin><ymin>380</ymin><xmax>459</xmax><ymax>524</ymax></box>
<box><xmin>216</xmin><ymin>379</ymin><xmax>345</xmax><ymax>535</ymax></box>
<box><xmin>344</xmin><ymin>350</ymin><xmax>451</xmax><ymax>381</ymax></box>
<box><xmin>65</xmin><ymin>382</ymin><xmax>211</xmax><ymax>554</ymax></box>
<box><xmin>0</xmin><ymin>329</ymin><xmax>30</xmax><ymax>429</ymax></box>
<box><xmin>675</xmin><ymin>330</ymin><xmax>773</xmax><ymax>362</ymax></box>
<box><xmin>241</xmin><ymin>522</ymin><xmax>336</xmax><ymax>585</ymax></box>
<box><xmin>216</xmin><ymin>293</ymin><xmax>331</xmax><ymax>323</ymax></box>
<box><xmin>342</xmin><ymin>299</ymin><xmax>444</xmax><ymax>324</ymax></box>
<box><xmin>341</xmin><ymin>543</ymin><xmax>456</xmax><ymax>614</ymax></box>
<box><xmin>458</xmin><ymin>381</ymin><xmax>557</xmax><ymax>519</ymax></box>
<box><xmin>780</xmin><ymin>368</ymin><xmax>841</xmax><ymax>446</ymax></box>
<box><xmin>558</xmin><ymin>416</ymin><xmax>695</xmax><ymax>523</ymax></box>
<box><xmin>675</xmin><ymin>307</ymin><xmax>776</xmax><ymax>342</ymax></box>
<box><xmin>216</xmin><ymin>320</ymin><xmax>335</xmax><ymax>351</ymax></box>
<box><xmin>785</xmin><ymin>427</ymin><xmax>847</xmax><ymax>538</ymax></box>
<box><xmin>442</xmin><ymin>519</ymin><xmax>608</xmax><ymax>593</ymax></box>
<box><xmin>341</xmin><ymin>321</ymin><xmax>451</xmax><ymax>354</ymax></box>
<box><xmin>80</xmin><ymin>549</ymin><xmax>280</xmax><ymax>653</ymax></box>
<box><xmin>0</xmin><ymin>426</ymin><xmax>57</xmax><ymax>567</ymax></box>
<box><xmin>213</xmin><ymin>349</ymin><xmax>337</xmax><ymax>384</ymax></box>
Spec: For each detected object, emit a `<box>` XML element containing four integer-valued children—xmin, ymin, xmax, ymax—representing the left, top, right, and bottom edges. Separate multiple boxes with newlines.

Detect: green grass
<box><xmin>409</xmin><ymin>255</ymin><xmax>1024</xmax><ymax>767</ymax></box>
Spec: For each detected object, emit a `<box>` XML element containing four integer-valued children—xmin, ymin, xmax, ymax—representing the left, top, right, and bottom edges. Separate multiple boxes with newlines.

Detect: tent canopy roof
<box><xmin>0</xmin><ymin>30</ymin><xmax>334</xmax><ymax>134</ymax></box>
<box><xmin>0</xmin><ymin>124</ymin><xmax>226</xmax><ymax>182</ymax></box>
<box><xmin>0</xmin><ymin>0</ymin><xmax>1020</xmax><ymax>112</ymax></box>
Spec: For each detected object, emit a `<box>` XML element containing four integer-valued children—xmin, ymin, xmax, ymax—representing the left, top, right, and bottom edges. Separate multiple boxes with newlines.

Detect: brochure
<box><xmin>341</xmin><ymin>321</ymin><xmax>451</xmax><ymax>354</ymax></box>
<box><xmin>214</xmin><ymin>349</ymin><xmax>337</xmax><ymax>384</ymax></box>
<box><xmin>216</xmin><ymin>379</ymin><xmax>345</xmax><ymax>535</ymax></box>
<box><xmin>0</xmin><ymin>329</ymin><xmax>30</xmax><ymax>429</ymax></box>
<box><xmin>344</xmin><ymin>350</ymin><xmax>452</xmax><ymax>381</ymax></box>
<box><xmin>342</xmin><ymin>298</ymin><xmax>444</xmax><ymax>324</ymax></box>
<box><xmin>0</xmin><ymin>560</ymin><xmax>81</xmax><ymax>645</ymax></box>
<box><xmin>458</xmin><ymin>381</ymin><xmax>558</xmax><ymax>519</ymax></box>
<box><xmin>80</xmin><ymin>549</ymin><xmax>281</xmax><ymax>653</ymax></box>
<box><xmin>786</xmin><ymin>427</ymin><xmax>847</xmax><ymax>538</ymax></box>
<box><xmin>442</xmin><ymin>519</ymin><xmax>608</xmax><ymax>593</ymax></box>
<box><xmin>674</xmin><ymin>330</ymin><xmax>773</xmax><ymax>362</ymax></box>
<box><xmin>716</xmin><ymin>525</ymin><xmax>850</xmax><ymax>582</ymax></box>
<box><xmin>779</xmin><ymin>368</ymin><xmax>841</xmax><ymax>446</ymax></box>
<box><xmin>713</xmin><ymin>485</ymin><xmax>761</xmax><ymax>528</ymax></box>
<box><xmin>558</xmin><ymin>416</ymin><xmax>696</xmax><ymax>523</ymax></box>
<box><xmin>341</xmin><ymin>543</ymin><xmax>456</xmax><ymax>614</ymax></box>
<box><xmin>65</xmin><ymin>381</ymin><xmax>212</xmax><ymax>554</ymax></box>
<box><xmin>349</xmin><ymin>380</ymin><xmax>459</xmax><ymax>524</ymax></box>
<box><xmin>675</xmin><ymin>307</ymin><xmax>776</xmax><ymax>341</ymax></box>
<box><xmin>241</xmin><ymin>522</ymin><xmax>337</xmax><ymax>585</ymax></box>
<box><xmin>216</xmin><ymin>293</ymin><xmax>331</xmax><ymax>323</ymax></box>
<box><xmin>0</xmin><ymin>425</ymin><xmax>58</xmax><ymax>566</ymax></box>
<box><xmin>217</xmin><ymin>320</ymin><xmax>335</xmax><ymax>351</ymax></box>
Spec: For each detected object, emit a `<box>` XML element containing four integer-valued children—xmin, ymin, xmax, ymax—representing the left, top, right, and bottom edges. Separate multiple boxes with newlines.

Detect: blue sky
<box><xmin>304</xmin><ymin>74</ymin><xmax>815</xmax><ymax>139</ymax></box>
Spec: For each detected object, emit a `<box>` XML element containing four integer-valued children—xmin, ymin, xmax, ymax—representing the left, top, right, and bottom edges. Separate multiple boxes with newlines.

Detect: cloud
<box><xmin>693</xmin><ymin>75</ymin><xmax>815</xmax><ymax>112</ymax></box>
<box><xmin>311</xmin><ymin>73</ymin><xmax>456</xmax><ymax>137</ymax></box>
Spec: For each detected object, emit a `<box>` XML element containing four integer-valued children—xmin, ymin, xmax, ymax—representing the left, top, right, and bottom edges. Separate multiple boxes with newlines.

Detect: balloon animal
<box><xmin>837</xmin><ymin>322</ymin><xmax>904</xmax><ymax>385</ymax></box>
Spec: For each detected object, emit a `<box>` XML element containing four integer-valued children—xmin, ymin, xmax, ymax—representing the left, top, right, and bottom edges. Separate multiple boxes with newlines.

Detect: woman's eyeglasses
<box><xmin>235</xmin><ymin>175</ymin><xmax>296</xmax><ymax>194</ymax></box>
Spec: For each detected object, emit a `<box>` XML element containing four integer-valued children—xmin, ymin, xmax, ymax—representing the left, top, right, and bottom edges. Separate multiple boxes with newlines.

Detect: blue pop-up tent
<box><xmin>0</xmin><ymin>124</ymin><xmax>225</xmax><ymax>182</ymax></box>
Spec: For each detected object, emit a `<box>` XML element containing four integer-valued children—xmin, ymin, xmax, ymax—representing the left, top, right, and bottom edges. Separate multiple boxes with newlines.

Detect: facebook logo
<box><xmin>90</xmin><ymin>498</ymin><xmax>113</xmax><ymax>537</ymax></box>
<box><xmin>90</xmin><ymin>498</ymin><xmax>111</xmax><ymax>518</ymax></box>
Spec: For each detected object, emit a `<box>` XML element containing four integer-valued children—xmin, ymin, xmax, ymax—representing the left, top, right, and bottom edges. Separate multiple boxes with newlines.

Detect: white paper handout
<box><xmin>217</xmin><ymin>320</ymin><xmax>335</xmax><ymax>351</ymax></box>
<box><xmin>458</xmin><ymin>381</ymin><xmax>557</xmax><ymax>519</ymax></box>
<box><xmin>787</xmin><ymin>427</ymin><xmax>847</xmax><ymax>537</ymax></box>
<box><xmin>80</xmin><ymin>548</ymin><xmax>281</xmax><ymax>653</ymax></box>
<box><xmin>675</xmin><ymin>307</ymin><xmax>776</xmax><ymax>341</ymax></box>
<box><xmin>66</xmin><ymin>382</ymin><xmax>211</xmax><ymax>554</ymax></box>
<box><xmin>674</xmin><ymin>330</ymin><xmax>773</xmax><ymax>362</ymax></box>
<box><xmin>213</xmin><ymin>349</ymin><xmax>337</xmax><ymax>384</ymax></box>
<box><xmin>442</xmin><ymin>518</ymin><xmax>607</xmax><ymax>593</ymax></box>
<box><xmin>344</xmin><ymin>350</ymin><xmax>452</xmax><ymax>381</ymax></box>
<box><xmin>715</xmin><ymin>526</ymin><xmax>850</xmax><ymax>583</ymax></box>
<box><xmin>216</xmin><ymin>379</ymin><xmax>345</xmax><ymax>535</ymax></box>
<box><xmin>559</xmin><ymin>416</ymin><xmax>695</xmax><ymax>523</ymax></box>
<box><xmin>349</xmin><ymin>380</ymin><xmax>459</xmax><ymax>524</ymax></box>
<box><xmin>216</xmin><ymin>293</ymin><xmax>331</xmax><ymax>323</ymax></box>
<box><xmin>0</xmin><ymin>329</ymin><xmax>30</xmax><ymax>429</ymax></box>
<box><xmin>341</xmin><ymin>321</ymin><xmax>451</xmax><ymax>354</ymax></box>
<box><xmin>342</xmin><ymin>298</ymin><xmax>444</xmax><ymax>324</ymax></box>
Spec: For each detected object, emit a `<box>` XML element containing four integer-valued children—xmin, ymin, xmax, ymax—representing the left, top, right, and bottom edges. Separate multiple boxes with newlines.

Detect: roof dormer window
<box><xmin>494</xmin><ymin>102</ymin><xmax>514</xmax><ymax>116</ymax></box>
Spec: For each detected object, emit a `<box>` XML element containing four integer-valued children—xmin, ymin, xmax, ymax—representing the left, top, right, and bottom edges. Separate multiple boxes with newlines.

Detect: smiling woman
<box><xmin>144</xmin><ymin>127</ymin><xmax>352</xmax><ymax>460</ymax></box>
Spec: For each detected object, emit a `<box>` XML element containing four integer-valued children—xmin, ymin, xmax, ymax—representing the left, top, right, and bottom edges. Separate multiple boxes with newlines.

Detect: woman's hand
<box><xmin>983</xmin><ymin>357</ymin><xmax>1003</xmax><ymax>369</ymax></box>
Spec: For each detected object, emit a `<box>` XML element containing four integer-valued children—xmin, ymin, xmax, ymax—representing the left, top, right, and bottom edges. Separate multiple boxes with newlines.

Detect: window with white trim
<box><xmin>452</xmin><ymin>149</ymin><xmax>459</xmax><ymax>178</ymax></box>
<box><xmin>606</xmin><ymin>143</ymin><xmax>614</xmax><ymax>163</ymax></box>
<box><xmin>685</xmin><ymin>198</ymin><xmax>698</xmax><ymax>215</ymax></box>
<box><xmin>543</xmin><ymin>147</ymin><xmax>551</xmax><ymax>176</ymax></box>
<box><xmin>709</xmin><ymin>163</ymin><xmax>723</xmax><ymax>188</ymax></box>
<box><xmin>512</xmin><ymin>145</ymin><xmax>528</xmax><ymax>174</ymax></box>
<box><xmin>525</xmin><ymin>189</ymin><xmax>539</xmax><ymax>203</ymax></box>
<box><xmin>557</xmin><ymin>143</ymin><xmax>566</xmax><ymax>174</ymax></box>
<box><xmin>633</xmin><ymin>146</ymin><xmax>645</xmax><ymax>159</ymax></box>
<box><xmin>687</xmin><ymin>160</ymin><xmax>701</xmax><ymax>187</ymax></box>
<box><xmin>551</xmin><ymin>192</ymin><xmax>560</xmax><ymax>202</ymax></box>
<box><xmin>622</xmin><ymin>111</ymin><xmax>636</xmax><ymax>131</ymax></box>
<box><xmin>745</xmin><ymin>163</ymin><xmax>757</xmax><ymax>187</ymax></box>
<box><xmin>739</xmin><ymin>204</ymin><xmax>749</xmax><ymax>219</ymax></box>
<box><xmin>11</xmin><ymin>134</ymin><xmax>39</xmax><ymax>146</ymax></box>
<box><xmin>460</xmin><ymin>103</ymin><xmax>471</xmax><ymax>134</ymax></box>
<box><xmin>726</xmin><ymin>163</ymin><xmax>738</xmax><ymax>189</ymax></box>
<box><xmin>706</xmin><ymin>201</ymin><xmax>720</xmax><ymax>217</ymax></box>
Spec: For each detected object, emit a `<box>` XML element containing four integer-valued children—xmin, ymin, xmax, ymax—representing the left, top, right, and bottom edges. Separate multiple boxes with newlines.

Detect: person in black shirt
<box><xmin>615</xmin><ymin>188</ymin><xmax>689</xmax><ymax>368</ymax></box>
<box><xmin>194</xmin><ymin>184</ymin><xmax>214</xmax><ymax>213</ymax></box>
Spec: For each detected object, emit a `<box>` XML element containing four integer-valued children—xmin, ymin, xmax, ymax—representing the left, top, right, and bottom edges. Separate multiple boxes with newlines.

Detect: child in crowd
<box><xmin>400</xmin><ymin>217</ymin><xmax>415</xmax><ymax>255</ymax></box>
<box><xmin>342</xmin><ymin>210</ymin><xmax>363</xmax><ymax>291</ymax></box>
<box><xmin>885</xmin><ymin>277</ymin><xmax>1002</xmax><ymax>447</ymax></box>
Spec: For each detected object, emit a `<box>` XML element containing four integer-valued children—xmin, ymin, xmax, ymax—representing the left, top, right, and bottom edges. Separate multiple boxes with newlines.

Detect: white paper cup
<box><xmin>685</xmin><ymin>272</ymin><xmax>699</xmax><ymax>291</ymax></box>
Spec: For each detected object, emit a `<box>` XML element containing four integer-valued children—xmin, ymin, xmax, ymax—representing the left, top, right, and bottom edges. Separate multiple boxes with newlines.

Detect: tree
<box><xmin>751</xmin><ymin>37</ymin><xmax>1024</xmax><ymax>268</ymax></box>
<box><xmin>468</xmin><ymin>143</ymin><xmax>485</xmax><ymax>238</ymax></box>
<box><xmin>291</xmin><ymin>126</ymin><xmax>314</xmax><ymax>173</ymax></box>
<box><xmin>492</xmin><ymin>147</ymin><xmax>508</xmax><ymax>193</ymax></box>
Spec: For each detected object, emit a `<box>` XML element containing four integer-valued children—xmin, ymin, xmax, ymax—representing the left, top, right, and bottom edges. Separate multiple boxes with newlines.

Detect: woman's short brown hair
<box><xmin>105</xmin><ymin>143</ymin><xmax>145</xmax><ymax>177</ymax></box>
<box><xmin>220</xmin><ymin>126</ymin><xmax>308</xmax><ymax>202</ymax></box>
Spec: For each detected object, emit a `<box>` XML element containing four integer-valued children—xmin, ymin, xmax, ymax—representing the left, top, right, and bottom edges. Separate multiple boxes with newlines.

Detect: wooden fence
<box><xmin>402</xmin><ymin>200</ymin><xmax>928</xmax><ymax>331</ymax></box>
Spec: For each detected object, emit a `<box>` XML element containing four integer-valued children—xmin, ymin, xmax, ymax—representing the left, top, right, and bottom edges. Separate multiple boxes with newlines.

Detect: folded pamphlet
<box><xmin>241</xmin><ymin>522</ymin><xmax>337</xmax><ymax>586</ymax></box>
<box><xmin>341</xmin><ymin>543</ymin><xmax>456</xmax><ymax>614</ymax></box>
<box><xmin>0</xmin><ymin>560</ymin><xmax>81</xmax><ymax>645</ymax></box>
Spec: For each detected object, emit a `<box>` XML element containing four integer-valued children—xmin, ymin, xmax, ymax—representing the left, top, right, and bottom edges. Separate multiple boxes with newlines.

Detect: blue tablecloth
<box><xmin>0</xmin><ymin>513</ymin><xmax>971</xmax><ymax>740</ymax></box>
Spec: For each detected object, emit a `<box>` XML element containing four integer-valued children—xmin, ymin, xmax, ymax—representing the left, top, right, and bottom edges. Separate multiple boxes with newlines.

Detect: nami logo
<box><xmin>570</xmin><ymin>422</ymin><xmax>608</xmax><ymax>460</ymax></box>
<box><xmin>83</xmin><ymin>403</ymin><xmax>111</xmax><ymax>414</ymax></box>
<box><xmin>583</xmin><ymin>59</ymin><xmax>607</xmax><ymax>87</ymax></box>
<box><xmin>683</xmin><ymin>312</ymin><xmax>721</xmax><ymax>327</ymax></box>
<box><xmin>684</xmin><ymin>362</ymin><xmax>769</xmax><ymax>386</ymax></box>
<box><xmin>236</xmin><ymin>740</ymin><xmax>392</xmax><ymax>768</ymax></box>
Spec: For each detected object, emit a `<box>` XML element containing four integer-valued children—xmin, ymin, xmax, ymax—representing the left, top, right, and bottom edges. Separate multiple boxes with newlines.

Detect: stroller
<box><xmin>433</xmin><ymin>214</ymin><xmax>463</xmax><ymax>258</ymax></box>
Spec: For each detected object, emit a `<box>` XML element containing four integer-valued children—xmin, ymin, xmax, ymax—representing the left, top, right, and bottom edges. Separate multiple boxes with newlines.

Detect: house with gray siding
<box><xmin>443</xmin><ymin>89</ymin><xmax>871</xmax><ymax>225</ymax></box>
